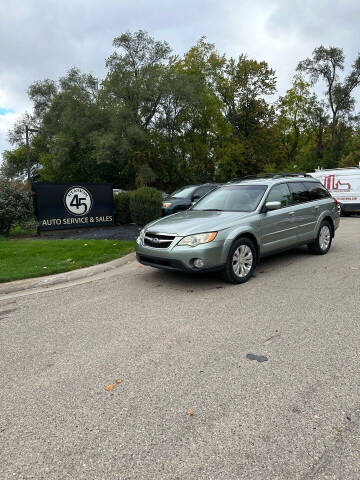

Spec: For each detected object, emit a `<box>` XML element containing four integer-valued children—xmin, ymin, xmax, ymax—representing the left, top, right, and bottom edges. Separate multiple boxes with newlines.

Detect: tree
<box><xmin>175</xmin><ymin>38</ymin><xmax>230</xmax><ymax>182</ymax></box>
<box><xmin>217</xmin><ymin>55</ymin><xmax>277</xmax><ymax>137</ymax></box>
<box><xmin>28</xmin><ymin>79</ymin><xmax>58</xmax><ymax>119</ymax></box>
<box><xmin>277</xmin><ymin>76</ymin><xmax>311</xmax><ymax>163</ymax></box>
<box><xmin>297</xmin><ymin>46</ymin><xmax>360</xmax><ymax>151</ymax></box>
<box><xmin>215</xmin><ymin>54</ymin><xmax>278</xmax><ymax>175</ymax></box>
<box><xmin>1</xmin><ymin>113</ymin><xmax>39</xmax><ymax>180</ymax></box>
<box><xmin>3</xmin><ymin>35</ymin><xmax>360</xmax><ymax>187</ymax></box>
<box><xmin>99</xmin><ymin>30</ymin><xmax>173</xmax><ymax>185</ymax></box>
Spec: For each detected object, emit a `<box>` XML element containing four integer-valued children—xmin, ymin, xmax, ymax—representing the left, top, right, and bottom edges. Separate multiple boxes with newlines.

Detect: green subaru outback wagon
<box><xmin>136</xmin><ymin>174</ymin><xmax>340</xmax><ymax>284</ymax></box>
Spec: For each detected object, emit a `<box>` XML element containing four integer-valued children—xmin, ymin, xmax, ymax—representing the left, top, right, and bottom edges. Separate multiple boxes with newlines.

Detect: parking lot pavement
<box><xmin>1</xmin><ymin>218</ymin><xmax>359</xmax><ymax>480</ymax></box>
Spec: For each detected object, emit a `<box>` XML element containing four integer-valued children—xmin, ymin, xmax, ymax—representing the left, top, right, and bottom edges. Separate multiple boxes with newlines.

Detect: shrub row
<box><xmin>114</xmin><ymin>187</ymin><xmax>163</xmax><ymax>226</ymax></box>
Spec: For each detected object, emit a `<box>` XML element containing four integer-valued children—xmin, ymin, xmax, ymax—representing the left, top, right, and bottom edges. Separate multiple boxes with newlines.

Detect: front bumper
<box><xmin>136</xmin><ymin>239</ymin><xmax>225</xmax><ymax>272</ymax></box>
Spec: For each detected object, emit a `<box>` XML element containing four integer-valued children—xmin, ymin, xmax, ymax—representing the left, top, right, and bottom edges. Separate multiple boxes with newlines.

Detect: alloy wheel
<box><xmin>319</xmin><ymin>225</ymin><xmax>331</xmax><ymax>251</ymax></box>
<box><xmin>232</xmin><ymin>245</ymin><xmax>253</xmax><ymax>278</ymax></box>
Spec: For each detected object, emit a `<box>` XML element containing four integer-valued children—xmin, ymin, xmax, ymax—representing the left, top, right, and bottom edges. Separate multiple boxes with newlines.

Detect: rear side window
<box><xmin>266</xmin><ymin>183</ymin><xmax>292</xmax><ymax>208</ymax></box>
<box><xmin>288</xmin><ymin>182</ymin><xmax>311</xmax><ymax>204</ymax></box>
<box><xmin>306</xmin><ymin>182</ymin><xmax>331</xmax><ymax>200</ymax></box>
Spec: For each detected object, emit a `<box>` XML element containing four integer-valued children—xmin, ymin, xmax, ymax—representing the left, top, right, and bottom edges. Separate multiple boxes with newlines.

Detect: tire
<box><xmin>307</xmin><ymin>220</ymin><xmax>332</xmax><ymax>255</ymax></box>
<box><xmin>222</xmin><ymin>237</ymin><xmax>257</xmax><ymax>284</ymax></box>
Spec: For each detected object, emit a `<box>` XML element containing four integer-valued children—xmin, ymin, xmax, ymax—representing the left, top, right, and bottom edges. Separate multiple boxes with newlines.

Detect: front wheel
<box><xmin>308</xmin><ymin>221</ymin><xmax>332</xmax><ymax>255</ymax></box>
<box><xmin>222</xmin><ymin>237</ymin><xmax>257</xmax><ymax>284</ymax></box>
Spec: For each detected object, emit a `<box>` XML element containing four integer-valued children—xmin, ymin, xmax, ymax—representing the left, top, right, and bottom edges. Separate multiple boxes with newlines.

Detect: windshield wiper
<box><xmin>196</xmin><ymin>209</ymin><xmax>223</xmax><ymax>211</ymax></box>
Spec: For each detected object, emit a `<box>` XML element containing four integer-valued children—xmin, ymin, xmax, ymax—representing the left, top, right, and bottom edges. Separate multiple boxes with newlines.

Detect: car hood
<box><xmin>145</xmin><ymin>210</ymin><xmax>254</xmax><ymax>235</ymax></box>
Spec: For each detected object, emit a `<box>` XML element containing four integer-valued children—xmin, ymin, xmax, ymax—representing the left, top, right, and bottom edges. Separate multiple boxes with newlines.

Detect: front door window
<box><xmin>266</xmin><ymin>183</ymin><xmax>292</xmax><ymax>207</ymax></box>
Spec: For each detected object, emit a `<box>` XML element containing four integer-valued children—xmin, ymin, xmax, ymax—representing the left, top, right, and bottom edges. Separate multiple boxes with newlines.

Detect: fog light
<box><xmin>193</xmin><ymin>258</ymin><xmax>204</xmax><ymax>268</ymax></box>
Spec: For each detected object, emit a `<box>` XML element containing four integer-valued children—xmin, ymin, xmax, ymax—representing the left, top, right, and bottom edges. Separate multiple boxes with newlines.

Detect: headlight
<box><xmin>178</xmin><ymin>232</ymin><xmax>217</xmax><ymax>247</ymax></box>
<box><xmin>163</xmin><ymin>202</ymin><xmax>172</xmax><ymax>208</ymax></box>
<box><xmin>137</xmin><ymin>229</ymin><xmax>145</xmax><ymax>244</ymax></box>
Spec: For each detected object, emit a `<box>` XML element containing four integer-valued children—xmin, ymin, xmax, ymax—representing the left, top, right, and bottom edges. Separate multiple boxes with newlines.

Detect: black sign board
<box><xmin>33</xmin><ymin>183</ymin><xmax>114</xmax><ymax>231</ymax></box>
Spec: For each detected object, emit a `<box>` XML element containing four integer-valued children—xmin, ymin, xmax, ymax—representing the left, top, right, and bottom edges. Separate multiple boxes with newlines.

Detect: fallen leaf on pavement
<box><xmin>349</xmin><ymin>266</ymin><xmax>358</xmax><ymax>270</ymax></box>
<box><xmin>115</xmin><ymin>379</ymin><xmax>122</xmax><ymax>384</ymax></box>
<box><xmin>187</xmin><ymin>410</ymin><xmax>195</xmax><ymax>416</ymax></box>
<box><xmin>137</xmin><ymin>265</ymin><xmax>143</xmax><ymax>268</ymax></box>
<box><xmin>105</xmin><ymin>383</ymin><xmax>114</xmax><ymax>391</ymax></box>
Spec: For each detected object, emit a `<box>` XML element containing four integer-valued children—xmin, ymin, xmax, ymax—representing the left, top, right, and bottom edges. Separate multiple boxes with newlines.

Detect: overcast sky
<box><xmin>1</xmin><ymin>0</ymin><xmax>360</xmax><ymax>157</ymax></box>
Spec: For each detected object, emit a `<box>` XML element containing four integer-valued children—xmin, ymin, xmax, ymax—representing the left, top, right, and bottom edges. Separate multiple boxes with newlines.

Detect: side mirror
<box><xmin>265</xmin><ymin>201</ymin><xmax>281</xmax><ymax>211</ymax></box>
<box><xmin>192</xmin><ymin>195</ymin><xmax>200</xmax><ymax>202</ymax></box>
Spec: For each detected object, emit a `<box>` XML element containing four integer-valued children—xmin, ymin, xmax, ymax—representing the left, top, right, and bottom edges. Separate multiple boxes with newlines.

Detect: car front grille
<box><xmin>144</xmin><ymin>232</ymin><xmax>176</xmax><ymax>249</ymax></box>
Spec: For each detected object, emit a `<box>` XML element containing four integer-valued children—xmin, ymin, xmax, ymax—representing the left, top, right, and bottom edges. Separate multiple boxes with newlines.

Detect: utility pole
<box><xmin>25</xmin><ymin>125</ymin><xmax>39</xmax><ymax>187</ymax></box>
<box><xmin>25</xmin><ymin>125</ymin><xmax>30</xmax><ymax>186</ymax></box>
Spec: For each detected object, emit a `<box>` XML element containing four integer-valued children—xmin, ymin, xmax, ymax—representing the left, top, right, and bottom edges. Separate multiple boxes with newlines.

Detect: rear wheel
<box><xmin>308</xmin><ymin>221</ymin><xmax>332</xmax><ymax>255</ymax></box>
<box><xmin>223</xmin><ymin>237</ymin><xmax>257</xmax><ymax>284</ymax></box>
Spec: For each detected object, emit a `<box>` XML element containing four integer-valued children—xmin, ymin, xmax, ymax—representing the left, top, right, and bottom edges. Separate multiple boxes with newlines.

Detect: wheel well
<box><xmin>233</xmin><ymin>232</ymin><xmax>260</xmax><ymax>259</ymax></box>
<box><xmin>323</xmin><ymin>216</ymin><xmax>334</xmax><ymax>237</ymax></box>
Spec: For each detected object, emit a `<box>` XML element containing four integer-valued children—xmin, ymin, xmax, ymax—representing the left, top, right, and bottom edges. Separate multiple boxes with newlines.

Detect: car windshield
<box><xmin>192</xmin><ymin>184</ymin><xmax>267</xmax><ymax>212</ymax></box>
<box><xmin>169</xmin><ymin>186</ymin><xmax>197</xmax><ymax>198</ymax></box>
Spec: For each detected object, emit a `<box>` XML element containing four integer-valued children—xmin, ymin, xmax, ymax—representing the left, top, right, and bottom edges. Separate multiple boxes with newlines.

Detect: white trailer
<box><xmin>309</xmin><ymin>166</ymin><xmax>360</xmax><ymax>215</ymax></box>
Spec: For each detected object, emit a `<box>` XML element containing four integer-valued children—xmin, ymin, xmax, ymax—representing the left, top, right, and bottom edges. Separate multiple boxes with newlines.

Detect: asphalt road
<box><xmin>1</xmin><ymin>218</ymin><xmax>359</xmax><ymax>480</ymax></box>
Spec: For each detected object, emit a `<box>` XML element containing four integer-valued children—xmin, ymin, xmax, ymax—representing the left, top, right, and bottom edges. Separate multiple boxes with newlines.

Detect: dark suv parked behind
<box><xmin>162</xmin><ymin>183</ymin><xmax>219</xmax><ymax>216</ymax></box>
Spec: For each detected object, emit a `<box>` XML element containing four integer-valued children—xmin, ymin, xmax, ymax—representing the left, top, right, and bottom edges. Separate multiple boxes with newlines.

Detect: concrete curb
<box><xmin>0</xmin><ymin>252</ymin><xmax>137</xmax><ymax>295</ymax></box>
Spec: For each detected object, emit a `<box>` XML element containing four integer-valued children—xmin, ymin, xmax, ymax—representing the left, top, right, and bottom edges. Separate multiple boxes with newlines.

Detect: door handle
<box><xmin>314</xmin><ymin>205</ymin><xmax>320</xmax><ymax>210</ymax></box>
<box><xmin>288</xmin><ymin>211</ymin><xmax>295</xmax><ymax>215</ymax></box>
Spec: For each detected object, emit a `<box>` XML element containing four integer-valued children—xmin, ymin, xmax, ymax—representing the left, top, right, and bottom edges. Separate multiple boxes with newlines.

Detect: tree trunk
<box><xmin>330</xmin><ymin>114</ymin><xmax>337</xmax><ymax>150</ymax></box>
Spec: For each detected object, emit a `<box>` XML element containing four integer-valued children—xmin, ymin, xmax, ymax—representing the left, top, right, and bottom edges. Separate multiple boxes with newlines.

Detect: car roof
<box><xmin>226</xmin><ymin>174</ymin><xmax>320</xmax><ymax>187</ymax></box>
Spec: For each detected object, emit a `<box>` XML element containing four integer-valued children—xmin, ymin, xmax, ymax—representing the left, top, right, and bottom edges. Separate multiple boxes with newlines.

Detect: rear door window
<box><xmin>288</xmin><ymin>182</ymin><xmax>311</xmax><ymax>204</ymax></box>
<box><xmin>306</xmin><ymin>182</ymin><xmax>331</xmax><ymax>200</ymax></box>
<box><xmin>266</xmin><ymin>183</ymin><xmax>292</xmax><ymax>208</ymax></box>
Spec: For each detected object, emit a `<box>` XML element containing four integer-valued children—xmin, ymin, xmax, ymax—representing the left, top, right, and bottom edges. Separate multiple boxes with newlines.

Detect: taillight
<box><xmin>333</xmin><ymin>197</ymin><xmax>338</xmax><ymax>207</ymax></box>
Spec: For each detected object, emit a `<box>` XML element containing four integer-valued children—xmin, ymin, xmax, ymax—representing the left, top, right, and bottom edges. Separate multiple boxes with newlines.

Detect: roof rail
<box><xmin>272</xmin><ymin>172</ymin><xmax>313</xmax><ymax>178</ymax></box>
<box><xmin>227</xmin><ymin>172</ymin><xmax>312</xmax><ymax>183</ymax></box>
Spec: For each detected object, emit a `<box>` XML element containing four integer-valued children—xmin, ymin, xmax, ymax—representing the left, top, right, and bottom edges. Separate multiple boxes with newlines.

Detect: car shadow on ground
<box><xmin>138</xmin><ymin>246</ymin><xmax>317</xmax><ymax>291</ymax></box>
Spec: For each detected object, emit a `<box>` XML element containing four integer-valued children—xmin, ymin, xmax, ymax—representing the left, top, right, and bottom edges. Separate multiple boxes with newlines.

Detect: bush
<box><xmin>130</xmin><ymin>187</ymin><xmax>163</xmax><ymax>225</ymax></box>
<box><xmin>114</xmin><ymin>191</ymin><xmax>131</xmax><ymax>224</ymax></box>
<box><xmin>0</xmin><ymin>181</ymin><xmax>34</xmax><ymax>234</ymax></box>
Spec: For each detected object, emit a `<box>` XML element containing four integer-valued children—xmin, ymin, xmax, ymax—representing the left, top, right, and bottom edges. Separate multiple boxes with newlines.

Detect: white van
<box><xmin>309</xmin><ymin>166</ymin><xmax>360</xmax><ymax>215</ymax></box>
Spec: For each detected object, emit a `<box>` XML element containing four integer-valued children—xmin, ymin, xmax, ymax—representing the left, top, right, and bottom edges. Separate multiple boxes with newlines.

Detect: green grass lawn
<box><xmin>0</xmin><ymin>238</ymin><xmax>135</xmax><ymax>283</ymax></box>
